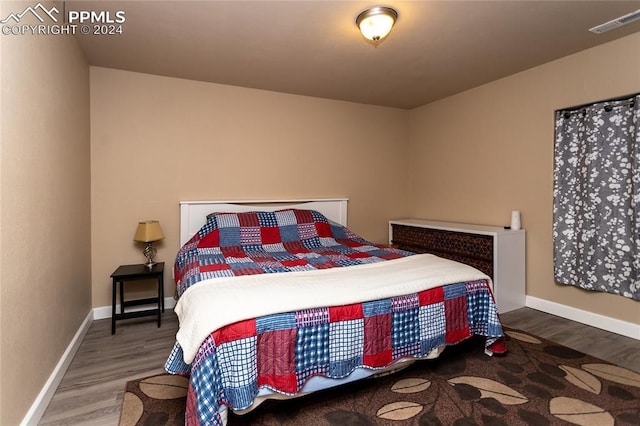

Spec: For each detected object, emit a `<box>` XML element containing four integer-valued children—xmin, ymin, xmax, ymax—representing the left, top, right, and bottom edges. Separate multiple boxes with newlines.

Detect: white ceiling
<box><xmin>71</xmin><ymin>1</ymin><xmax>640</xmax><ymax>109</ymax></box>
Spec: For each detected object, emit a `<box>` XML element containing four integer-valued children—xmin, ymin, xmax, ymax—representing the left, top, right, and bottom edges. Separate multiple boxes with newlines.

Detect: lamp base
<box><xmin>142</xmin><ymin>242</ymin><xmax>157</xmax><ymax>269</ymax></box>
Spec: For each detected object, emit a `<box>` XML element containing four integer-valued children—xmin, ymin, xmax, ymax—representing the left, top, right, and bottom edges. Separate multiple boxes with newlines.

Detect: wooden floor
<box><xmin>39</xmin><ymin>313</ymin><xmax>180</xmax><ymax>426</ymax></box>
<box><xmin>38</xmin><ymin>307</ymin><xmax>640</xmax><ymax>425</ymax></box>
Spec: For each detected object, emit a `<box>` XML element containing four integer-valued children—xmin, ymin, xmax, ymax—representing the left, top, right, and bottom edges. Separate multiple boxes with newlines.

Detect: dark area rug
<box><xmin>119</xmin><ymin>328</ymin><xmax>640</xmax><ymax>425</ymax></box>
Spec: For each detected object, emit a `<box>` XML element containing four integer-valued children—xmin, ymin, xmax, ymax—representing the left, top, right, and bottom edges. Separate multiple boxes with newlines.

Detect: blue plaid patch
<box><xmin>257</xmin><ymin>312</ymin><xmax>297</xmax><ymax>333</ymax></box>
<box><xmin>329</xmin><ymin>318</ymin><xmax>364</xmax><ymax>377</ymax></box>
<box><xmin>363</xmin><ymin>299</ymin><xmax>392</xmax><ymax>317</ymax></box>
<box><xmin>201</xmin><ymin>269</ymin><xmax>235</xmax><ymax>279</ymax></box>
<box><xmin>329</xmin><ymin>319</ymin><xmax>364</xmax><ymax>364</ymax></box>
<box><xmin>219</xmin><ymin>228</ymin><xmax>241</xmax><ymax>246</ymax></box>
<box><xmin>444</xmin><ymin>282</ymin><xmax>468</xmax><ymax>299</ymax></box>
<box><xmin>335</xmin><ymin>259</ymin><xmax>369</xmax><ymax>267</ymax></box>
<box><xmin>310</xmin><ymin>210</ymin><xmax>329</xmax><ymax>223</ymax></box>
<box><xmin>190</xmin><ymin>354</ymin><xmax>226</xmax><ymax>424</ymax></box>
<box><xmin>198</xmin><ymin>218</ymin><xmax>217</xmax><ymax>237</ymax></box>
<box><xmin>319</xmin><ymin>237</ymin><xmax>340</xmax><ymax>246</ymax></box>
<box><xmin>217</xmin><ymin>214</ymin><xmax>241</xmax><ymax>228</ymax></box>
<box><xmin>164</xmin><ymin>342</ymin><xmax>191</xmax><ymax>375</ymax></box>
<box><xmin>275</xmin><ymin>210</ymin><xmax>297</xmax><ymax>226</ymax></box>
<box><xmin>216</xmin><ymin>337</ymin><xmax>257</xmax><ymax>389</ymax></box>
<box><xmin>197</xmin><ymin>253</ymin><xmax>224</xmax><ymax>265</ymax></box>
<box><xmin>279</xmin><ymin>224</ymin><xmax>301</xmax><ymax>242</ymax></box>
<box><xmin>296</xmin><ymin>324</ymin><xmax>330</xmax><ymax>371</ymax></box>
<box><xmin>392</xmin><ymin>307</ymin><xmax>419</xmax><ymax>348</ymax></box>
<box><xmin>393</xmin><ymin>341</ymin><xmax>421</xmax><ymax>359</ymax></box>
<box><xmin>418</xmin><ymin>302</ymin><xmax>446</xmax><ymax>351</ymax></box>
<box><xmin>257</xmin><ymin>212</ymin><xmax>278</xmax><ymax>227</ymax></box>
<box><xmin>263</xmin><ymin>243</ymin><xmax>287</xmax><ymax>253</ymax></box>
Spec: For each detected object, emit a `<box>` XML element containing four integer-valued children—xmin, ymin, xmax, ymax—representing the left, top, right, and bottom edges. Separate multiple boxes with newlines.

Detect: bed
<box><xmin>165</xmin><ymin>199</ymin><xmax>506</xmax><ymax>426</ymax></box>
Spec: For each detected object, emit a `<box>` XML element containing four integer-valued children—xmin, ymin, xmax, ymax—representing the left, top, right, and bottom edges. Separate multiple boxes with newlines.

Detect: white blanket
<box><xmin>175</xmin><ymin>254</ymin><xmax>490</xmax><ymax>364</ymax></box>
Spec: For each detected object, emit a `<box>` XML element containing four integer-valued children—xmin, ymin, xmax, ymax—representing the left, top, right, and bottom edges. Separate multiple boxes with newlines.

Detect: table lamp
<box><xmin>133</xmin><ymin>220</ymin><xmax>165</xmax><ymax>268</ymax></box>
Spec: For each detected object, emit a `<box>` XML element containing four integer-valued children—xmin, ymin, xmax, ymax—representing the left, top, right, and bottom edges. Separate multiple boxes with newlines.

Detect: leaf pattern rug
<box><xmin>119</xmin><ymin>328</ymin><xmax>640</xmax><ymax>426</ymax></box>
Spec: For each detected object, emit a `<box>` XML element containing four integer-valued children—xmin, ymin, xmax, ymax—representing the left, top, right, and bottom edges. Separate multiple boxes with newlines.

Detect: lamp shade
<box><xmin>356</xmin><ymin>6</ymin><xmax>398</xmax><ymax>42</ymax></box>
<box><xmin>133</xmin><ymin>220</ymin><xmax>165</xmax><ymax>243</ymax></box>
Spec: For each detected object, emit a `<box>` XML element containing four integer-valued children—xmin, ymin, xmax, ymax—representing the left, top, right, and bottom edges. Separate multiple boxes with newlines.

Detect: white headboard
<box><xmin>179</xmin><ymin>198</ymin><xmax>348</xmax><ymax>246</ymax></box>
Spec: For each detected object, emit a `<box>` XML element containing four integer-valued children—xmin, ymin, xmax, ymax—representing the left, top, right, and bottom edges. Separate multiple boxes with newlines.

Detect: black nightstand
<box><xmin>111</xmin><ymin>262</ymin><xmax>164</xmax><ymax>334</ymax></box>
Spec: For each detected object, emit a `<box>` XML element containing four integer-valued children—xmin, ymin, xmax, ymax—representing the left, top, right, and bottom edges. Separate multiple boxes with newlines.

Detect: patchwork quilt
<box><xmin>166</xmin><ymin>209</ymin><xmax>506</xmax><ymax>426</ymax></box>
<box><xmin>165</xmin><ymin>280</ymin><xmax>505</xmax><ymax>426</ymax></box>
<box><xmin>174</xmin><ymin>209</ymin><xmax>410</xmax><ymax>296</ymax></box>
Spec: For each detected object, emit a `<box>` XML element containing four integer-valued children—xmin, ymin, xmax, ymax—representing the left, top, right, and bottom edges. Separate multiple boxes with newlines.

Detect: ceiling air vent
<box><xmin>589</xmin><ymin>9</ymin><xmax>640</xmax><ymax>34</ymax></box>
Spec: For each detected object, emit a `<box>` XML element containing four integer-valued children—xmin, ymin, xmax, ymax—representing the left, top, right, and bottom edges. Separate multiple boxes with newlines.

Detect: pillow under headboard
<box><xmin>200</xmin><ymin>209</ymin><xmax>332</xmax><ymax>248</ymax></box>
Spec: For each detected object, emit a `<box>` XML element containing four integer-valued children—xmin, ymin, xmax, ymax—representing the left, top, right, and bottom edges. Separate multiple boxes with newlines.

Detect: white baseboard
<box><xmin>21</xmin><ymin>297</ymin><xmax>177</xmax><ymax>425</ymax></box>
<box><xmin>21</xmin><ymin>310</ymin><xmax>93</xmax><ymax>426</ymax></box>
<box><xmin>92</xmin><ymin>296</ymin><xmax>176</xmax><ymax>320</ymax></box>
<box><xmin>525</xmin><ymin>296</ymin><xmax>640</xmax><ymax>340</ymax></box>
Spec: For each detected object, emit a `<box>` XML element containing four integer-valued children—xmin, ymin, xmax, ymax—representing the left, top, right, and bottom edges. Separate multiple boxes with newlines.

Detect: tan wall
<box><xmin>90</xmin><ymin>67</ymin><xmax>410</xmax><ymax>308</ymax></box>
<box><xmin>0</xmin><ymin>14</ymin><xmax>3</xmax><ymax>422</ymax></box>
<box><xmin>408</xmin><ymin>33</ymin><xmax>640</xmax><ymax>324</ymax></box>
<box><xmin>0</xmin><ymin>10</ymin><xmax>92</xmax><ymax>426</ymax></box>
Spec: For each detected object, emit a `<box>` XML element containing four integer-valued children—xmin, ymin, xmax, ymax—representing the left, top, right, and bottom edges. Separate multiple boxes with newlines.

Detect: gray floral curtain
<box><xmin>553</xmin><ymin>94</ymin><xmax>640</xmax><ymax>300</ymax></box>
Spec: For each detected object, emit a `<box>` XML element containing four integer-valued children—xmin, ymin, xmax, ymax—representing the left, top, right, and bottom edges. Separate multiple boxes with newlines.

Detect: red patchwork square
<box><xmin>363</xmin><ymin>314</ymin><xmax>392</xmax><ymax>367</ymax></box>
<box><xmin>347</xmin><ymin>252</ymin><xmax>371</xmax><ymax>259</ymax></box>
<box><xmin>238</xmin><ymin>212</ymin><xmax>260</xmax><ymax>227</ymax></box>
<box><xmin>221</xmin><ymin>245</ymin><xmax>245</xmax><ymax>257</ymax></box>
<box><xmin>380</xmin><ymin>252</ymin><xmax>404</xmax><ymax>260</ymax></box>
<box><xmin>337</xmin><ymin>238</ymin><xmax>364</xmax><ymax>248</ymax></box>
<box><xmin>313</xmin><ymin>261</ymin><xmax>339</xmax><ymax>269</ymax></box>
<box><xmin>293</xmin><ymin>209</ymin><xmax>314</xmax><ymax>224</ymax></box>
<box><xmin>315</xmin><ymin>222</ymin><xmax>332</xmax><ymax>237</ymax></box>
<box><xmin>282</xmin><ymin>259</ymin><xmax>308</xmax><ymax>267</ymax></box>
<box><xmin>283</xmin><ymin>241</ymin><xmax>309</xmax><ymax>253</ymax></box>
<box><xmin>257</xmin><ymin>328</ymin><xmax>297</xmax><ymax>393</ymax></box>
<box><xmin>230</xmin><ymin>267</ymin><xmax>263</xmax><ymax>276</ymax></box>
<box><xmin>329</xmin><ymin>304</ymin><xmax>363</xmax><ymax>321</ymax></box>
<box><xmin>199</xmin><ymin>263</ymin><xmax>230</xmax><ymax>273</ymax></box>
<box><xmin>418</xmin><ymin>287</ymin><xmax>445</xmax><ymax>306</ymax></box>
<box><xmin>213</xmin><ymin>319</ymin><xmax>257</xmax><ymax>345</ymax></box>
<box><xmin>197</xmin><ymin>230</ymin><xmax>220</xmax><ymax>248</ymax></box>
<box><xmin>185</xmin><ymin>386</ymin><xmax>199</xmax><ymax>426</ymax></box>
<box><xmin>444</xmin><ymin>297</ymin><xmax>470</xmax><ymax>343</ymax></box>
<box><xmin>260</xmin><ymin>226</ymin><xmax>281</xmax><ymax>244</ymax></box>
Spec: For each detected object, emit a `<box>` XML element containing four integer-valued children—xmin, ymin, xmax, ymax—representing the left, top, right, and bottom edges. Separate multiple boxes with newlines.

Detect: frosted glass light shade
<box><xmin>356</xmin><ymin>6</ymin><xmax>398</xmax><ymax>42</ymax></box>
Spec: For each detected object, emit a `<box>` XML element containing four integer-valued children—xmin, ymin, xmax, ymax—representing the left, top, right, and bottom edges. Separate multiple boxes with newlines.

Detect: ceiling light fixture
<box><xmin>356</xmin><ymin>6</ymin><xmax>398</xmax><ymax>43</ymax></box>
